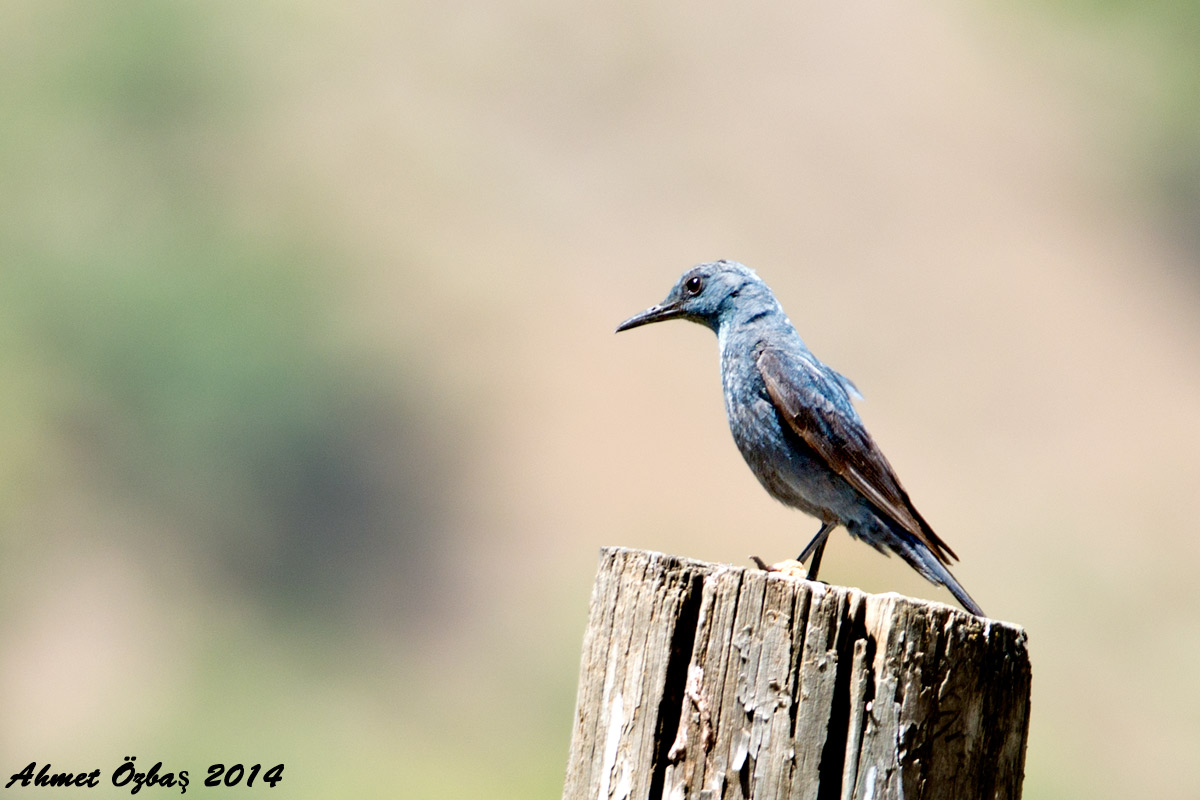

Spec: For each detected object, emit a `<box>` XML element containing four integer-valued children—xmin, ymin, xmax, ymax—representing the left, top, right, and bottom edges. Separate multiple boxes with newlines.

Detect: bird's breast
<box><xmin>720</xmin><ymin>352</ymin><xmax>792</xmax><ymax>477</ymax></box>
<box><xmin>718</xmin><ymin>344</ymin><xmax>851</xmax><ymax>520</ymax></box>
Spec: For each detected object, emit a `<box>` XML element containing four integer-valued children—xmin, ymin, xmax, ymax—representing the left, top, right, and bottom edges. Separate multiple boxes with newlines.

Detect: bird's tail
<box><xmin>924</xmin><ymin>557</ymin><xmax>985</xmax><ymax>617</ymax></box>
<box><xmin>866</xmin><ymin>518</ymin><xmax>985</xmax><ymax>617</ymax></box>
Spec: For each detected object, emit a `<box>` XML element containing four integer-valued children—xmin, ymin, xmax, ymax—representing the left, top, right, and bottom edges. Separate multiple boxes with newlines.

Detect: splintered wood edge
<box><xmin>565</xmin><ymin>546</ymin><xmax>1030</xmax><ymax>800</ymax></box>
<box><xmin>600</xmin><ymin>545</ymin><xmax>1023</xmax><ymax>634</ymax></box>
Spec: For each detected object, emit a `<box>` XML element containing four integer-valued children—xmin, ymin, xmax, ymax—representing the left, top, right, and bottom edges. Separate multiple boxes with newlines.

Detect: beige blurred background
<box><xmin>2</xmin><ymin>1</ymin><xmax>1199</xmax><ymax>797</ymax></box>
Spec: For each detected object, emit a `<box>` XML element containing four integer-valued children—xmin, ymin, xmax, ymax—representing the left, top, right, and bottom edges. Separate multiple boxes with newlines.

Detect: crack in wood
<box><xmin>562</xmin><ymin>549</ymin><xmax>1031</xmax><ymax>800</ymax></box>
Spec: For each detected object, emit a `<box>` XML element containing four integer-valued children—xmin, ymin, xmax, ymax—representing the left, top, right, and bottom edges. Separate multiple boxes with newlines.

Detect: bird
<box><xmin>616</xmin><ymin>260</ymin><xmax>984</xmax><ymax>616</ymax></box>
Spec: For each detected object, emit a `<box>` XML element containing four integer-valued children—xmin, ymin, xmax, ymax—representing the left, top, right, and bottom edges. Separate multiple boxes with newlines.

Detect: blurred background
<box><xmin>2</xmin><ymin>1</ymin><xmax>1199</xmax><ymax>797</ymax></box>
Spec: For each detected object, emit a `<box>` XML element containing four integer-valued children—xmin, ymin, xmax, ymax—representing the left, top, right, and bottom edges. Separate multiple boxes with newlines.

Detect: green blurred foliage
<box><xmin>0</xmin><ymin>1</ymin><xmax>450</xmax><ymax>619</ymax></box>
<box><xmin>1042</xmin><ymin>0</ymin><xmax>1200</xmax><ymax>254</ymax></box>
<box><xmin>0</xmin><ymin>3</ymin><xmax>477</xmax><ymax>796</ymax></box>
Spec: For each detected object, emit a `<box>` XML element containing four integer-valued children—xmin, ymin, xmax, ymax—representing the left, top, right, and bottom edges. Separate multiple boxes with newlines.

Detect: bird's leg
<box><xmin>804</xmin><ymin>539</ymin><xmax>827</xmax><ymax>581</ymax></box>
<box><xmin>797</xmin><ymin>521</ymin><xmax>836</xmax><ymax>581</ymax></box>
<box><xmin>750</xmin><ymin>521</ymin><xmax>838</xmax><ymax>581</ymax></box>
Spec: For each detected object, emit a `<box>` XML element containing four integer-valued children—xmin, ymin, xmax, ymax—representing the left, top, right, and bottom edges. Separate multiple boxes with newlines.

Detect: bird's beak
<box><xmin>615</xmin><ymin>302</ymin><xmax>684</xmax><ymax>333</ymax></box>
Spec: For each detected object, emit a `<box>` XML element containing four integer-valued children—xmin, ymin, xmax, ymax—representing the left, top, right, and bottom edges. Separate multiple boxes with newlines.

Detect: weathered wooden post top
<box><xmin>562</xmin><ymin>547</ymin><xmax>1031</xmax><ymax>800</ymax></box>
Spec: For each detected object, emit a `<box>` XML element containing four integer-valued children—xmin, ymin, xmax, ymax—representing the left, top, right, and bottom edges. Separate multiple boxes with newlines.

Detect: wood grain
<box><xmin>563</xmin><ymin>547</ymin><xmax>1030</xmax><ymax>800</ymax></box>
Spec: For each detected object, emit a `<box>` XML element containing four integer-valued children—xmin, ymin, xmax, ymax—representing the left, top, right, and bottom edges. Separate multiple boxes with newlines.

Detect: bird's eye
<box><xmin>684</xmin><ymin>276</ymin><xmax>704</xmax><ymax>295</ymax></box>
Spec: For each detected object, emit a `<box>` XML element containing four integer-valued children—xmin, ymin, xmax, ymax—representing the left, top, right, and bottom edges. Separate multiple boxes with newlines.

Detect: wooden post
<box><xmin>562</xmin><ymin>547</ymin><xmax>1031</xmax><ymax>800</ymax></box>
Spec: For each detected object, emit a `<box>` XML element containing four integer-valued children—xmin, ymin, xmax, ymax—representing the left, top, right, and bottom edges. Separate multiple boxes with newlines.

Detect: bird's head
<box><xmin>616</xmin><ymin>260</ymin><xmax>769</xmax><ymax>334</ymax></box>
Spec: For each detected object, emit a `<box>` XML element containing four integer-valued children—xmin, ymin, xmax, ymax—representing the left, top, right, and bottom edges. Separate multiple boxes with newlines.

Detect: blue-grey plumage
<box><xmin>616</xmin><ymin>260</ymin><xmax>984</xmax><ymax>616</ymax></box>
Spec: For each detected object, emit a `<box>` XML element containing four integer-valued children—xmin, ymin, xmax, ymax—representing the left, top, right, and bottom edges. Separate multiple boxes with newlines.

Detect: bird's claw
<box><xmin>750</xmin><ymin>556</ymin><xmax>822</xmax><ymax>581</ymax></box>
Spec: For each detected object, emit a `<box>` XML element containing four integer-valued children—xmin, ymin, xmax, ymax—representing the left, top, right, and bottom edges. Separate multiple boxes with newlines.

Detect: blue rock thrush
<box><xmin>616</xmin><ymin>260</ymin><xmax>984</xmax><ymax>616</ymax></box>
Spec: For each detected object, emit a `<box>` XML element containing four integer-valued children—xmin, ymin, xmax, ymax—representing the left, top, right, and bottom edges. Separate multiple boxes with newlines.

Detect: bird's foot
<box><xmin>750</xmin><ymin>556</ymin><xmax>823</xmax><ymax>582</ymax></box>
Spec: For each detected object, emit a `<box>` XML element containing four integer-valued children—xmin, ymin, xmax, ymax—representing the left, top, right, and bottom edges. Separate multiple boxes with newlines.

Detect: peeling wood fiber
<box><xmin>562</xmin><ymin>547</ymin><xmax>1031</xmax><ymax>800</ymax></box>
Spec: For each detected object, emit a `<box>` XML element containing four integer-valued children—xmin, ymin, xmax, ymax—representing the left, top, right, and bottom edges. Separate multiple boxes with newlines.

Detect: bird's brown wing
<box><xmin>756</xmin><ymin>347</ymin><xmax>958</xmax><ymax>565</ymax></box>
